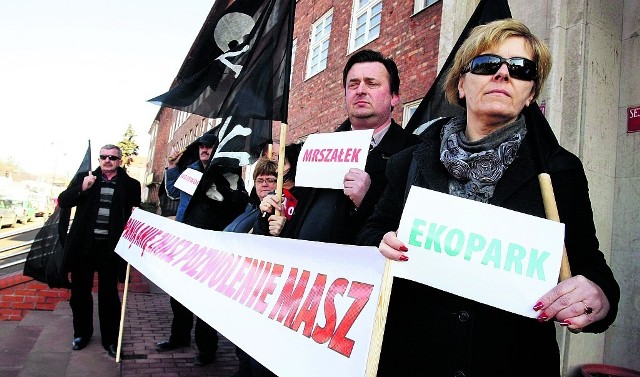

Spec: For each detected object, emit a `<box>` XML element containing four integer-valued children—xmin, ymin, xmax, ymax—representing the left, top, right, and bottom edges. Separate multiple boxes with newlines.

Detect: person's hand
<box><xmin>533</xmin><ymin>275</ymin><xmax>610</xmax><ymax>331</ymax></box>
<box><xmin>82</xmin><ymin>171</ymin><xmax>96</xmax><ymax>191</ymax></box>
<box><xmin>379</xmin><ymin>231</ymin><xmax>409</xmax><ymax>261</ymax></box>
<box><xmin>259</xmin><ymin>193</ymin><xmax>280</xmax><ymax>215</ymax></box>
<box><xmin>268</xmin><ymin>214</ymin><xmax>286</xmax><ymax>236</ymax></box>
<box><xmin>167</xmin><ymin>149</ymin><xmax>183</xmax><ymax>169</ymax></box>
<box><xmin>343</xmin><ymin>168</ymin><xmax>371</xmax><ymax>208</ymax></box>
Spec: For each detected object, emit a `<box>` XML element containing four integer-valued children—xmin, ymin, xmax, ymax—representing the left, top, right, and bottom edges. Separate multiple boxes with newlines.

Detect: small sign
<box><xmin>628</xmin><ymin>105</ymin><xmax>640</xmax><ymax>133</ymax></box>
<box><xmin>173</xmin><ymin>168</ymin><xmax>202</xmax><ymax>196</ymax></box>
<box><xmin>296</xmin><ymin>130</ymin><xmax>373</xmax><ymax>189</ymax></box>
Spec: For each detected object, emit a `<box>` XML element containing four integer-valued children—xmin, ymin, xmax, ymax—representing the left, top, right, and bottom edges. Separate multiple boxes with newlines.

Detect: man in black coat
<box><xmin>58</xmin><ymin>144</ymin><xmax>141</xmax><ymax>357</ymax></box>
<box><xmin>257</xmin><ymin>49</ymin><xmax>419</xmax><ymax>244</ymax></box>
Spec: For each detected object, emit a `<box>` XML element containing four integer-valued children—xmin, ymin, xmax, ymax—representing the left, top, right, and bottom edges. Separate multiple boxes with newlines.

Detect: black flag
<box><xmin>23</xmin><ymin>141</ymin><xmax>92</xmax><ymax>288</ymax></box>
<box><xmin>405</xmin><ymin>0</ymin><xmax>512</xmax><ymax>134</ymax></box>
<box><xmin>149</xmin><ymin>0</ymin><xmax>295</xmax><ymax>123</ymax></box>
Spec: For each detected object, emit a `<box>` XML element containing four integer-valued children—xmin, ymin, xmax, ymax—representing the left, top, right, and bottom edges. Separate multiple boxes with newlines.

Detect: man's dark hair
<box><xmin>342</xmin><ymin>49</ymin><xmax>400</xmax><ymax>95</ymax></box>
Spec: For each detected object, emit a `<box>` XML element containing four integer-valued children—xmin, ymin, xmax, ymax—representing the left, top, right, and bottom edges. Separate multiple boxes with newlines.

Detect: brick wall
<box><xmin>0</xmin><ymin>269</ymin><xmax>150</xmax><ymax>321</ymax></box>
<box><xmin>284</xmin><ymin>1</ymin><xmax>442</xmax><ymax>142</ymax></box>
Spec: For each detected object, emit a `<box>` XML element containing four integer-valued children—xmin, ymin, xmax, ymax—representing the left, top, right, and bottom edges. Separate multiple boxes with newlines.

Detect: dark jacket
<box><xmin>58</xmin><ymin>167</ymin><xmax>141</xmax><ymax>276</ymax></box>
<box><xmin>357</xmin><ymin>121</ymin><xmax>620</xmax><ymax>377</ymax></box>
<box><xmin>254</xmin><ymin>119</ymin><xmax>419</xmax><ymax>244</ymax></box>
<box><xmin>224</xmin><ymin>189</ymin><xmax>260</xmax><ymax>233</ymax></box>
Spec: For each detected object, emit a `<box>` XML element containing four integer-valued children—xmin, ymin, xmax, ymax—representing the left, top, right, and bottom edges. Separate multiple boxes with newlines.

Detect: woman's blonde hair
<box><xmin>444</xmin><ymin>19</ymin><xmax>552</xmax><ymax>107</ymax></box>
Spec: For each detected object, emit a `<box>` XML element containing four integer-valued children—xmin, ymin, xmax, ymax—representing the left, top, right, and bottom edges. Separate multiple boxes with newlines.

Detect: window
<box><xmin>349</xmin><ymin>0</ymin><xmax>382</xmax><ymax>52</ymax></box>
<box><xmin>306</xmin><ymin>10</ymin><xmax>333</xmax><ymax>78</ymax></box>
<box><xmin>414</xmin><ymin>0</ymin><xmax>438</xmax><ymax>14</ymax></box>
<box><xmin>402</xmin><ymin>99</ymin><xmax>421</xmax><ymax>127</ymax></box>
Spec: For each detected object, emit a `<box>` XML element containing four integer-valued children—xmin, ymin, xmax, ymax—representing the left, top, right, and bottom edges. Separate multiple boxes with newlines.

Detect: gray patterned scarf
<box><xmin>440</xmin><ymin>115</ymin><xmax>527</xmax><ymax>203</ymax></box>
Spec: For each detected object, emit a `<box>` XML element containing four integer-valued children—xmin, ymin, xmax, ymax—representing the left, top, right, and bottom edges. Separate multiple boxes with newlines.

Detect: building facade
<box><xmin>144</xmin><ymin>0</ymin><xmax>640</xmax><ymax>374</ymax></box>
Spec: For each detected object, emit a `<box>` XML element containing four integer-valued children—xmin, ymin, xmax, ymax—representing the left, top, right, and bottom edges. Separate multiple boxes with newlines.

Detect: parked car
<box><xmin>30</xmin><ymin>196</ymin><xmax>54</xmax><ymax>217</ymax></box>
<box><xmin>8</xmin><ymin>199</ymin><xmax>36</xmax><ymax>224</ymax></box>
<box><xmin>0</xmin><ymin>199</ymin><xmax>18</xmax><ymax>228</ymax></box>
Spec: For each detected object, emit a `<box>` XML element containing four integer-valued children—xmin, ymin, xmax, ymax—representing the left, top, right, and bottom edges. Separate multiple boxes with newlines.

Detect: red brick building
<box><xmin>144</xmin><ymin>0</ymin><xmax>442</xmax><ymax>202</ymax></box>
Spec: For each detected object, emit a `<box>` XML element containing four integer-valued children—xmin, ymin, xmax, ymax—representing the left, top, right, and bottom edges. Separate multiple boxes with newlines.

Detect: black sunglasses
<box><xmin>464</xmin><ymin>54</ymin><xmax>537</xmax><ymax>81</ymax></box>
<box><xmin>99</xmin><ymin>155</ymin><xmax>120</xmax><ymax>161</ymax></box>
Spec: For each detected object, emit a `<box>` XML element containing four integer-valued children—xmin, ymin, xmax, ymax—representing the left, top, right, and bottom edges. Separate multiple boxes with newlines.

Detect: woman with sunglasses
<box><xmin>357</xmin><ymin>19</ymin><xmax>619</xmax><ymax>376</ymax></box>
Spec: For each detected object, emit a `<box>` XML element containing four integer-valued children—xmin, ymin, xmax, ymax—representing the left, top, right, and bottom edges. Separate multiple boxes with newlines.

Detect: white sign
<box><xmin>296</xmin><ymin>129</ymin><xmax>373</xmax><ymax>189</ymax></box>
<box><xmin>173</xmin><ymin>168</ymin><xmax>202</xmax><ymax>196</ymax></box>
<box><xmin>115</xmin><ymin>209</ymin><xmax>385</xmax><ymax>377</ymax></box>
<box><xmin>395</xmin><ymin>187</ymin><xmax>565</xmax><ymax>318</ymax></box>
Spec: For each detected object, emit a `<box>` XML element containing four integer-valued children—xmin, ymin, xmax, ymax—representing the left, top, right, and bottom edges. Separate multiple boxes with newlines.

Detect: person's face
<box><xmin>98</xmin><ymin>148</ymin><xmax>121</xmax><ymax>174</ymax></box>
<box><xmin>199</xmin><ymin>144</ymin><xmax>213</xmax><ymax>164</ymax></box>
<box><xmin>254</xmin><ymin>174</ymin><xmax>277</xmax><ymax>200</ymax></box>
<box><xmin>458</xmin><ymin>36</ymin><xmax>535</xmax><ymax>127</ymax></box>
<box><xmin>344</xmin><ymin>62</ymin><xmax>399</xmax><ymax>130</ymax></box>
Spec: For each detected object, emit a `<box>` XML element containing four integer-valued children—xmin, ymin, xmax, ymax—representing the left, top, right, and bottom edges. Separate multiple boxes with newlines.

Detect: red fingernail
<box><xmin>537</xmin><ymin>312</ymin><xmax>549</xmax><ymax>322</ymax></box>
<box><xmin>533</xmin><ymin>302</ymin><xmax>544</xmax><ymax>311</ymax></box>
<box><xmin>399</xmin><ymin>245</ymin><xmax>408</xmax><ymax>252</ymax></box>
<box><xmin>560</xmin><ymin>319</ymin><xmax>571</xmax><ymax>326</ymax></box>
<box><xmin>398</xmin><ymin>255</ymin><xmax>409</xmax><ymax>262</ymax></box>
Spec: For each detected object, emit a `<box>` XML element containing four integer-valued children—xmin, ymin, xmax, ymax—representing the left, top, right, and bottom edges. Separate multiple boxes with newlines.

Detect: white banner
<box><xmin>173</xmin><ymin>168</ymin><xmax>202</xmax><ymax>196</ymax></box>
<box><xmin>296</xmin><ymin>129</ymin><xmax>373</xmax><ymax>189</ymax></box>
<box><xmin>116</xmin><ymin>209</ymin><xmax>385</xmax><ymax>377</ymax></box>
<box><xmin>395</xmin><ymin>187</ymin><xmax>565</xmax><ymax>318</ymax></box>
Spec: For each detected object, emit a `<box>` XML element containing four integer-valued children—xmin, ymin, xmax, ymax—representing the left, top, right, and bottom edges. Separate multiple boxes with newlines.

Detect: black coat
<box><xmin>58</xmin><ymin>167</ymin><xmax>141</xmax><ymax>277</ymax></box>
<box><xmin>357</xmin><ymin>121</ymin><xmax>620</xmax><ymax>377</ymax></box>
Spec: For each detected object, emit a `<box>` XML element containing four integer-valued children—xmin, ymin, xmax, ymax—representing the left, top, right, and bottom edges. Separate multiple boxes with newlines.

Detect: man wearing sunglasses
<box><xmin>58</xmin><ymin>144</ymin><xmax>141</xmax><ymax>358</ymax></box>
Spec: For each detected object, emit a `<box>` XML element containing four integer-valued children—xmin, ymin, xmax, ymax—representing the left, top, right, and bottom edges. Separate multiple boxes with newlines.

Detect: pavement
<box><xmin>0</xmin><ymin>283</ymin><xmax>240</xmax><ymax>377</ymax></box>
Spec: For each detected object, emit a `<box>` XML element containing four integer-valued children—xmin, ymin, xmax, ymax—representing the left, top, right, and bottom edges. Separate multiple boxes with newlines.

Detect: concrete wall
<box><xmin>440</xmin><ymin>0</ymin><xmax>639</xmax><ymax>374</ymax></box>
<box><xmin>607</xmin><ymin>0</ymin><xmax>640</xmax><ymax>371</ymax></box>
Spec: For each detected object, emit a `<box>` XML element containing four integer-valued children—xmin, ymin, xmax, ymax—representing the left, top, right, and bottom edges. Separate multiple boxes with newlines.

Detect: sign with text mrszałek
<box><xmin>395</xmin><ymin>187</ymin><xmax>565</xmax><ymax>318</ymax></box>
<box><xmin>115</xmin><ymin>209</ymin><xmax>385</xmax><ymax>377</ymax></box>
<box><xmin>173</xmin><ymin>168</ymin><xmax>202</xmax><ymax>196</ymax></box>
<box><xmin>296</xmin><ymin>129</ymin><xmax>373</xmax><ymax>189</ymax></box>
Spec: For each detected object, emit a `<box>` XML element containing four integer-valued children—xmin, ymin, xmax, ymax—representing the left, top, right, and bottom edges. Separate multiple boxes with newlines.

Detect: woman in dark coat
<box><xmin>357</xmin><ymin>19</ymin><xmax>619</xmax><ymax>377</ymax></box>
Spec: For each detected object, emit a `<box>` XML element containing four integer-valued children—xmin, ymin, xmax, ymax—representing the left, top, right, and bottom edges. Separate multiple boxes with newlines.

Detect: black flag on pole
<box><xmin>24</xmin><ymin>141</ymin><xmax>92</xmax><ymax>288</ymax></box>
<box><xmin>149</xmin><ymin>0</ymin><xmax>295</xmax><ymax>123</ymax></box>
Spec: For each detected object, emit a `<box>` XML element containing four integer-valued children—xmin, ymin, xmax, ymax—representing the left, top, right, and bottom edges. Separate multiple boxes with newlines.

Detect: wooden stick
<box><xmin>364</xmin><ymin>259</ymin><xmax>393</xmax><ymax>376</ymax></box>
<box><xmin>115</xmin><ymin>263</ymin><xmax>131</xmax><ymax>363</ymax></box>
<box><xmin>538</xmin><ymin>173</ymin><xmax>572</xmax><ymax>281</ymax></box>
<box><xmin>275</xmin><ymin>123</ymin><xmax>287</xmax><ymax>216</ymax></box>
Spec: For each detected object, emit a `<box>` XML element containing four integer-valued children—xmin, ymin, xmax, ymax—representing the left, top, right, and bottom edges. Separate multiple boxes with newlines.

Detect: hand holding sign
<box><xmin>533</xmin><ymin>274</ymin><xmax>611</xmax><ymax>331</ymax></box>
<box><xmin>379</xmin><ymin>231</ymin><xmax>409</xmax><ymax>262</ymax></box>
<box><xmin>343</xmin><ymin>168</ymin><xmax>371</xmax><ymax>208</ymax></box>
<box><xmin>82</xmin><ymin>170</ymin><xmax>96</xmax><ymax>191</ymax></box>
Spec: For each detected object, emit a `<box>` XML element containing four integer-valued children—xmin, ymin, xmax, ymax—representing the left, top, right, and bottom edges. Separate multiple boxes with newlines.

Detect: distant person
<box><xmin>58</xmin><ymin>144</ymin><xmax>141</xmax><ymax>358</ymax></box>
<box><xmin>157</xmin><ymin>133</ymin><xmax>248</xmax><ymax>367</ymax></box>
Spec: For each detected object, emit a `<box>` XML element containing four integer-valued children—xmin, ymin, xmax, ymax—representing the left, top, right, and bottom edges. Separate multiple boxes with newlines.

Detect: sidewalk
<box><xmin>0</xmin><ymin>289</ymin><xmax>239</xmax><ymax>377</ymax></box>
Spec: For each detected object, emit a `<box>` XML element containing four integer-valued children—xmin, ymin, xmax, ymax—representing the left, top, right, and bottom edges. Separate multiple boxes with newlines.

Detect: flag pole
<box><xmin>115</xmin><ymin>263</ymin><xmax>131</xmax><ymax>362</ymax></box>
<box><xmin>538</xmin><ymin>173</ymin><xmax>572</xmax><ymax>281</ymax></box>
<box><xmin>364</xmin><ymin>259</ymin><xmax>393</xmax><ymax>376</ymax></box>
<box><xmin>274</xmin><ymin>122</ymin><xmax>288</xmax><ymax>216</ymax></box>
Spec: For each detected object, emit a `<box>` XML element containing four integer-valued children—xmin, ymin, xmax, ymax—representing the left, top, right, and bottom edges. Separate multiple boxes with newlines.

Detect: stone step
<box><xmin>0</xmin><ymin>308</ymin><xmax>53</xmax><ymax>377</ymax></box>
